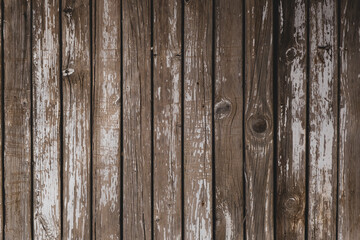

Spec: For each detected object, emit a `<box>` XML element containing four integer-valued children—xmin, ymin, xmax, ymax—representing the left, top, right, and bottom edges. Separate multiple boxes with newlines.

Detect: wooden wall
<box><xmin>0</xmin><ymin>0</ymin><xmax>358</xmax><ymax>239</ymax></box>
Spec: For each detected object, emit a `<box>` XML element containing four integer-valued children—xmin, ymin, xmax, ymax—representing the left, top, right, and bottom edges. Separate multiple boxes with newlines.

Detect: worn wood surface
<box><xmin>338</xmin><ymin>0</ymin><xmax>360</xmax><ymax>239</ymax></box>
<box><xmin>183</xmin><ymin>0</ymin><xmax>213</xmax><ymax>239</ymax></box>
<box><xmin>153</xmin><ymin>0</ymin><xmax>182</xmax><ymax>239</ymax></box>
<box><xmin>32</xmin><ymin>0</ymin><xmax>62</xmax><ymax>239</ymax></box>
<box><xmin>122</xmin><ymin>0</ymin><xmax>152</xmax><ymax>239</ymax></box>
<box><xmin>308</xmin><ymin>0</ymin><xmax>338</xmax><ymax>239</ymax></box>
<box><xmin>0</xmin><ymin>1</ymin><xmax>3</xmax><ymax>238</ymax></box>
<box><xmin>61</xmin><ymin>0</ymin><xmax>91</xmax><ymax>239</ymax></box>
<box><xmin>0</xmin><ymin>1</ymin><xmax>359</xmax><ymax>239</ymax></box>
<box><xmin>214</xmin><ymin>0</ymin><xmax>244</xmax><ymax>239</ymax></box>
<box><xmin>3</xmin><ymin>0</ymin><xmax>32</xmax><ymax>239</ymax></box>
<box><xmin>276</xmin><ymin>0</ymin><xmax>307</xmax><ymax>239</ymax></box>
<box><xmin>92</xmin><ymin>0</ymin><xmax>121</xmax><ymax>238</ymax></box>
<box><xmin>244</xmin><ymin>0</ymin><xmax>274</xmax><ymax>239</ymax></box>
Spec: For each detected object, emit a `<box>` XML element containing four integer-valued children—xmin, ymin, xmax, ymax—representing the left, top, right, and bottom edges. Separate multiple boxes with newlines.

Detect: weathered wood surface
<box><xmin>276</xmin><ymin>0</ymin><xmax>307</xmax><ymax>239</ymax></box>
<box><xmin>338</xmin><ymin>0</ymin><xmax>360</xmax><ymax>239</ymax></box>
<box><xmin>122</xmin><ymin>0</ymin><xmax>152</xmax><ymax>238</ymax></box>
<box><xmin>0</xmin><ymin>1</ymin><xmax>3</xmax><ymax>238</ymax></box>
<box><xmin>183</xmin><ymin>0</ymin><xmax>213</xmax><ymax>239</ymax></box>
<box><xmin>92</xmin><ymin>0</ymin><xmax>121</xmax><ymax>238</ymax></box>
<box><xmin>61</xmin><ymin>0</ymin><xmax>91</xmax><ymax>239</ymax></box>
<box><xmin>308</xmin><ymin>0</ymin><xmax>338</xmax><ymax>239</ymax></box>
<box><xmin>153</xmin><ymin>0</ymin><xmax>182</xmax><ymax>239</ymax></box>
<box><xmin>244</xmin><ymin>0</ymin><xmax>274</xmax><ymax>239</ymax></box>
<box><xmin>32</xmin><ymin>0</ymin><xmax>62</xmax><ymax>239</ymax></box>
<box><xmin>3</xmin><ymin>0</ymin><xmax>32</xmax><ymax>239</ymax></box>
<box><xmin>0</xmin><ymin>1</ymin><xmax>359</xmax><ymax>239</ymax></box>
<box><xmin>214</xmin><ymin>0</ymin><xmax>244</xmax><ymax>239</ymax></box>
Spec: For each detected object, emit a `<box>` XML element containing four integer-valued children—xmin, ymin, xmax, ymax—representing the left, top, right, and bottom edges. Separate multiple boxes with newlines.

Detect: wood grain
<box><xmin>61</xmin><ymin>0</ymin><xmax>91</xmax><ymax>239</ymax></box>
<box><xmin>153</xmin><ymin>0</ymin><xmax>182</xmax><ymax>239</ymax></box>
<box><xmin>244</xmin><ymin>0</ymin><xmax>274</xmax><ymax>239</ymax></box>
<box><xmin>276</xmin><ymin>0</ymin><xmax>307</xmax><ymax>239</ymax></box>
<box><xmin>338</xmin><ymin>1</ymin><xmax>360</xmax><ymax>239</ymax></box>
<box><xmin>308</xmin><ymin>0</ymin><xmax>338</xmax><ymax>239</ymax></box>
<box><xmin>122</xmin><ymin>0</ymin><xmax>152</xmax><ymax>238</ymax></box>
<box><xmin>0</xmin><ymin>1</ymin><xmax>3</xmax><ymax>238</ymax></box>
<box><xmin>3</xmin><ymin>0</ymin><xmax>32</xmax><ymax>238</ymax></box>
<box><xmin>183</xmin><ymin>0</ymin><xmax>213</xmax><ymax>238</ymax></box>
<box><xmin>92</xmin><ymin>0</ymin><xmax>121</xmax><ymax>238</ymax></box>
<box><xmin>214</xmin><ymin>0</ymin><xmax>244</xmax><ymax>239</ymax></box>
<box><xmin>32</xmin><ymin>0</ymin><xmax>61</xmax><ymax>238</ymax></box>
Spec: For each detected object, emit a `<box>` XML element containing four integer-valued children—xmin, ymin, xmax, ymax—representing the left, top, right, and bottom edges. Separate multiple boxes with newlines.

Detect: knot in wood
<box><xmin>282</xmin><ymin>194</ymin><xmax>303</xmax><ymax>217</ymax></box>
<box><xmin>215</xmin><ymin>99</ymin><xmax>231</xmax><ymax>120</ymax></box>
<box><xmin>249</xmin><ymin>115</ymin><xmax>268</xmax><ymax>134</ymax></box>
<box><xmin>285</xmin><ymin>47</ymin><xmax>297</xmax><ymax>63</ymax></box>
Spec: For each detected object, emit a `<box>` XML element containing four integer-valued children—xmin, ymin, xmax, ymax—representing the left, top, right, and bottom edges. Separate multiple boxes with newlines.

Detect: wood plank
<box><xmin>0</xmin><ymin>1</ymin><xmax>3</xmax><ymax>238</ymax></box>
<box><xmin>244</xmin><ymin>0</ymin><xmax>274</xmax><ymax>239</ymax></box>
<box><xmin>61</xmin><ymin>0</ymin><xmax>91</xmax><ymax>239</ymax></box>
<box><xmin>3</xmin><ymin>0</ymin><xmax>32</xmax><ymax>238</ymax></box>
<box><xmin>276</xmin><ymin>0</ymin><xmax>306</xmax><ymax>239</ymax></box>
<box><xmin>153</xmin><ymin>0</ymin><xmax>182</xmax><ymax>239</ymax></box>
<box><xmin>122</xmin><ymin>0</ymin><xmax>152</xmax><ymax>238</ymax></box>
<box><xmin>308</xmin><ymin>0</ymin><xmax>338</xmax><ymax>239</ymax></box>
<box><xmin>32</xmin><ymin>0</ymin><xmax>61</xmax><ymax>238</ymax></box>
<box><xmin>92</xmin><ymin>0</ymin><xmax>121</xmax><ymax>238</ymax></box>
<box><xmin>338</xmin><ymin>1</ymin><xmax>360</xmax><ymax>239</ymax></box>
<box><xmin>214</xmin><ymin>0</ymin><xmax>244</xmax><ymax>239</ymax></box>
<box><xmin>183</xmin><ymin>0</ymin><xmax>213</xmax><ymax>238</ymax></box>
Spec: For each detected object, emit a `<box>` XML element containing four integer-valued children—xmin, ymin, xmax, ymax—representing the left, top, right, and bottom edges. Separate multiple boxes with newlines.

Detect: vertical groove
<box><xmin>273</xmin><ymin>0</ymin><xmax>279</xmax><ymax>239</ymax></box>
<box><xmin>335</xmin><ymin>0</ymin><xmax>341</xmax><ymax>238</ymax></box>
<box><xmin>150</xmin><ymin>0</ymin><xmax>154</xmax><ymax>237</ymax></box>
<box><xmin>211</xmin><ymin>0</ymin><xmax>216</xmax><ymax>238</ymax></box>
<box><xmin>119</xmin><ymin>0</ymin><xmax>123</xmax><ymax>238</ymax></box>
<box><xmin>30</xmin><ymin>0</ymin><xmax>34</xmax><ymax>238</ymax></box>
<box><xmin>305</xmin><ymin>0</ymin><xmax>310</xmax><ymax>238</ymax></box>
<box><xmin>89</xmin><ymin>0</ymin><xmax>94</xmax><ymax>238</ymax></box>
<box><xmin>1</xmin><ymin>0</ymin><xmax>4</xmax><ymax>238</ymax></box>
<box><xmin>180</xmin><ymin>0</ymin><xmax>185</xmax><ymax>239</ymax></box>
<box><xmin>58</xmin><ymin>0</ymin><xmax>64</xmax><ymax>238</ymax></box>
<box><xmin>242</xmin><ymin>0</ymin><xmax>246</xmax><ymax>239</ymax></box>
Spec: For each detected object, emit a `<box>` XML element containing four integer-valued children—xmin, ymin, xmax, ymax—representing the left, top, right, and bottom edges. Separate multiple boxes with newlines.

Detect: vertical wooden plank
<box><xmin>153</xmin><ymin>0</ymin><xmax>182</xmax><ymax>239</ymax></box>
<box><xmin>338</xmin><ymin>1</ymin><xmax>360</xmax><ymax>239</ymax></box>
<box><xmin>3</xmin><ymin>0</ymin><xmax>32</xmax><ymax>239</ymax></box>
<box><xmin>0</xmin><ymin>0</ymin><xmax>3</xmax><ymax>238</ymax></box>
<box><xmin>122</xmin><ymin>0</ymin><xmax>152</xmax><ymax>238</ymax></box>
<box><xmin>214</xmin><ymin>0</ymin><xmax>243</xmax><ymax>239</ymax></box>
<box><xmin>308</xmin><ymin>0</ymin><xmax>338</xmax><ymax>239</ymax></box>
<box><xmin>61</xmin><ymin>0</ymin><xmax>91</xmax><ymax>239</ymax></box>
<box><xmin>244</xmin><ymin>0</ymin><xmax>274</xmax><ymax>239</ymax></box>
<box><xmin>32</xmin><ymin>0</ymin><xmax>61</xmax><ymax>238</ymax></box>
<box><xmin>276</xmin><ymin>0</ymin><xmax>306</xmax><ymax>239</ymax></box>
<box><xmin>92</xmin><ymin>0</ymin><xmax>121</xmax><ymax>238</ymax></box>
<box><xmin>183</xmin><ymin>0</ymin><xmax>213</xmax><ymax>238</ymax></box>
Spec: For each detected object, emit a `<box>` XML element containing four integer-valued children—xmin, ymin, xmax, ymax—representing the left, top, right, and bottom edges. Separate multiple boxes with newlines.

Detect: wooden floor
<box><xmin>0</xmin><ymin>0</ymin><xmax>358</xmax><ymax>239</ymax></box>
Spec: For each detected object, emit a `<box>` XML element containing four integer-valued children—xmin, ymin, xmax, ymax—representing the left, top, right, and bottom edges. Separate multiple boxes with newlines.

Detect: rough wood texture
<box><xmin>0</xmin><ymin>0</ymin><xmax>3</xmax><ymax>238</ymax></box>
<box><xmin>32</xmin><ymin>0</ymin><xmax>61</xmax><ymax>239</ymax></box>
<box><xmin>244</xmin><ymin>0</ymin><xmax>274</xmax><ymax>239</ymax></box>
<box><xmin>308</xmin><ymin>0</ymin><xmax>338</xmax><ymax>239</ymax></box>
<box><xmin>276</xmin><ymin>0</ymin><xmax>306</xmax><ymax>239</ymax></box>
<box><xmin>62</xmin><ymin>0</ymin><xmax>91</xmax><ymax>239</ymax></box>
<box><xmin>184</xmin><ymin>0</ymin><xmax>213</xmax><ymax>238</ymax></box>
<box><xmin>214</xmin><ymin>0</ymin><xmax>244</xmax><ymax>239</ymax></box>
<box><xmin>92</xmin><ymin>0</ymin><xmax>121</xmax><ymax>238</ymax></box>
<box><xmin>338</xmin><ymin>1</ymin><xmax>360</xmax><ymax>239</ymax></box>
<box><xmin>3</xmin><ymin>0</ymin><xmax>32</xmax><ymax>238</ymax></box>
<box><xmin>122</xmin><ymin>0</ymin><xmax>152</xmax><ymax>238</ymax></box>
<box><xmin>153</xmin><ymin>0</ymin><xmax>182</xmax><ymax>239</ymax></box>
